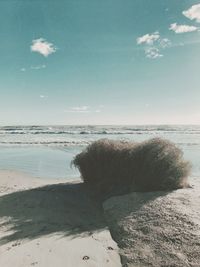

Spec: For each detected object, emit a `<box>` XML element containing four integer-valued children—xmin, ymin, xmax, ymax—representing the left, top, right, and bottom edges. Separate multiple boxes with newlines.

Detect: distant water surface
<box><xmin>0</xmin><ymin>125</ymin><xmax>200</xmax><ymax>179</ymax></box>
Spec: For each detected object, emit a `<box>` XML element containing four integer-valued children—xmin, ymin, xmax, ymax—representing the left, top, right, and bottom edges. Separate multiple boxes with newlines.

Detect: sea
<box><xmin>0</xmin><ymin>125</ymin><xmax>200</xmax><ymax>180</ymax></box>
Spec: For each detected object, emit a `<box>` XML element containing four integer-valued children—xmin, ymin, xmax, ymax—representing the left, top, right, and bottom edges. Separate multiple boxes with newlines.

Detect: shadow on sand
<box><xmin>0</xmin><ymin>181</ymin><xmax>174</xmax><ymax>246</ymax></box>
<box><xmin>0</xmin><ymin>182</ymin><xmax>106</xmax><ymax>244</ymax></box>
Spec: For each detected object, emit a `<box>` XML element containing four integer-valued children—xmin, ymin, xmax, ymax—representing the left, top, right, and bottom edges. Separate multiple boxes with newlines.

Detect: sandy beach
<box><xmin>0</xmin><ymin>151</ymin><xmax>199</xmax><ymax>267</ymax></box>
<box><xmin>104</xmin><ymin>176</ymin><xmax>200</xmax><ymax>267</ymax></box>
<box><xmin>0</xmin><ymin>170</ymin><xmax>121</xmax><ymax>267</ymax></box>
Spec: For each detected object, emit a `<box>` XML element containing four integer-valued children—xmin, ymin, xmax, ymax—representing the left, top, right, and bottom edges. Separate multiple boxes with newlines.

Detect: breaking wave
<box><xmin>1</xmin><ymin>125</ymin><xmax>200</xmax><ymax>146</ymax></box>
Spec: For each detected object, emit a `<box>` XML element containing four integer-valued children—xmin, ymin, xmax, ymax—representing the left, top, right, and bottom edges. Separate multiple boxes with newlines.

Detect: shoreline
<box><xmin>0</xmin><ymin>170</ymin><xmax>121</xmax><ymax>267</ymax></box>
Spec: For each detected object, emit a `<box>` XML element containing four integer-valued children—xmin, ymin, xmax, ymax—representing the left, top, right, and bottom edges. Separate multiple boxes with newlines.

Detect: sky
<box><xmin>0</xmin><ymin>0</ymin><xmax>200</xmax><ymax>125</ymax></box>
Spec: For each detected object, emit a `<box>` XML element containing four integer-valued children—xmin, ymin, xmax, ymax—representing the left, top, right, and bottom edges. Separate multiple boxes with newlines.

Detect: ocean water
<box><xmin>0</xmin><ymin>125</ymin><xmax>200</xmax><ymax>180</ymax></box>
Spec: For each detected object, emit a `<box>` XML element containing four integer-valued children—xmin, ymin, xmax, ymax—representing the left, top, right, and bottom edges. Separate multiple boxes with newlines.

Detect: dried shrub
<box><xmin>73</xmin><ymin>138</ymin><xmax>191</xmax><ymax>200</ymax></box>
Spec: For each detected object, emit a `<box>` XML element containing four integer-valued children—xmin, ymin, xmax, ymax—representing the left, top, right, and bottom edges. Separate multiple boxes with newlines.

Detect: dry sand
<box><xmin>1</xmin><ymin>170</ymin><xmax>199</xmax><ymax>267</ymax></box>
<box><xmin>0</xmin><ymin>170</ymin><xmax>121</xmax><ymax>267</ymax></box>
<box><xmin>103</xmin><ymin>177</ymin><xmax>200</xmax><ymax>267</ymax></box>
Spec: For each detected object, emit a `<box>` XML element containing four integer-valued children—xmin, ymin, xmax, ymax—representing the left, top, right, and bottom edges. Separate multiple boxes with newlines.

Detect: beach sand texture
<box><xmin>0</xmin><ymin>170</ymin><xmax>121</xmax><ymax>267</ymax></box>
<box><xmin>1</xmin><ymin>170</ymin><xmax>200</xmax><ymax>267</ymax></box>
<box><xmin>104</xmin><ymin>177</ymin><xmax>200</xmax><ymax>267</ymax></box>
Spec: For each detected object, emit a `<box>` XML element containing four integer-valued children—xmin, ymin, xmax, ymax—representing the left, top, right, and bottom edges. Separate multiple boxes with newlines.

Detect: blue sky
<box><xmin>0</xmin><ymin>0</ymin><xmax>200</xmax><ymax>125</ymax></box>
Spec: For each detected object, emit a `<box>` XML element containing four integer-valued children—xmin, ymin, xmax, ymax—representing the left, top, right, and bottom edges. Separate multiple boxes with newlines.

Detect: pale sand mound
<box><xmin>103</xmin><ymin>177</ymin><xmax>200</xmax><ymax>267</ymax></box>
<box><xmin>0</xmin><ymin>171</ymin><xmax>121</xmax><ymax>267</ymax></box>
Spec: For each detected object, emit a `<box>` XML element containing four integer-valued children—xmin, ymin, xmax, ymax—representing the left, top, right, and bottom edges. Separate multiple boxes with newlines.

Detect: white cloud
<box><xmin>64</xmin><ymin>106</ymin><xmax>90</xmax><ymax>113</ymax></box>
<box><xmin>71</xmin><ymin>106</ymin><xmax>89</xmax><ymax>112</ymax></box>
<box><xmin>137</xmin><ymin>31</ymin><xmax>169</xmax><ymax>59</ymax></box>
<box><xmin>169</xmin><ymin>23</ymin><xmax>198</xmax><ymax>33</ymax></box>
<box><xmin>40</xmin><ymin>95</ymin><xmax>48</xmax><ymax>99</ymax></box>
<box><xmin>20</xmin><ymin>68</ymin><xmax>26</xmax><ymax>72</ymax></box>
<box><xmin>31</xmin><ymin>64</ymin><xmax>46</xmax><ymax>70</ymax></box>
<box><xmin>31</xmin><ymin>38</ymin><xmax>57</xmax><ymax>57</ymax></box>
<box><xmin>159</xmin><ymin>38</ymin><xmax>171</xmax><ymax>48</ymax></box>
<box><xmin>137</xmin><ymin>32</ymin><xmax>160</xmax><ymax>45</ymax></box>
<box><xmin>145</xmin><ymin>47</ymin><xmax>163</xmax><ymax>59</ymax></box>
<box><xmin>183</xmin><ymin>4</ymin><xmax>200</xmax><ymax>23</ymax></box>
<box><xmin>64</xmin><ymin>106</ymin><xmax>103</xmax><ymax>113</ymax></box>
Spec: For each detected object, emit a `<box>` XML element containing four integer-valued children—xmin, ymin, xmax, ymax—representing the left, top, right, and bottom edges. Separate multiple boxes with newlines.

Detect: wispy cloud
<box><xmin>159</xmin><ymin>38</ymin><xmax>171</xmax><ymax>48</ymax></box>
<box><xmin>31</xmin><ymin>38</ymin><xmax>57</xmax><ymax>57</ymax></box>
<box><xmin>64</xmin><ymin>106</ymin><xmax>103</xmax><ymax>113</ymax></box>
<box><xmin>64</xmin><ymin>106</ymin><xmax>90</xmax><ymax>113</ymax></box>
<box><xmin>31</xmin><ymin>64</ymin><xmax>46</xmax><ymax>70</ymax></box>
<box><xmin>183</xmin><ymin>4</ymin><xmax>200</xmax><ymax>23</ymax></box>
<box><xmin>137</xmin><ymin>32</ymin><xmax>160</xmax><ymax>45</ymax></box>
<box><xmin>20</xmin><ymin>65</ymin><xmax>46</xmax><ymax>72</ymax></box>
<box><xmin>40</xmin><ymin>95</ymin><xmax>48</xmax><ymax>99</ymax></box>
<box><xmin>169</xmin><ymin>23</ymin><xmax>198</xmax><ymax>33</ymax></box>
<box><xmin>137</xmin><ymin>32</ymin><xmax>170</xmax><ymax>59</ymax></box>
<box><xmin>145</xmin><ymin>47</ymin><xmax>163</xmax><ymax>59</ymax></box>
